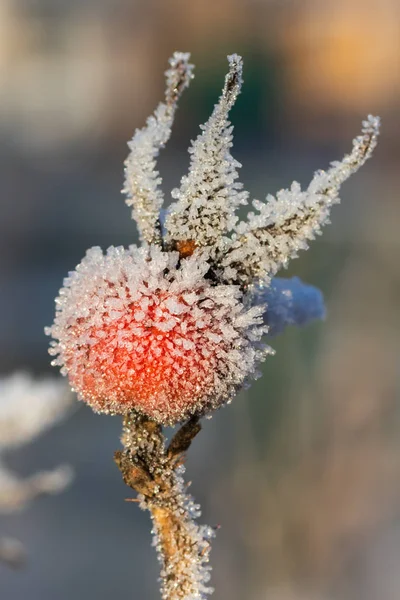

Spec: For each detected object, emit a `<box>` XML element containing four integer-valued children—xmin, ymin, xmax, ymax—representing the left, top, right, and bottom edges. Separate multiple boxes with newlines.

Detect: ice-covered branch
<box><xmin>123</xmin><ymin>52</ymin><xmax>194</xmax><ymax>245</ymax></box>
<box><xmin>115</xmin><ymin>414</ymin><xmax>214</xmax><ymax>600</ymax></box>
<box><xmin>165</xmin><ymin>54</ymin><xmax>248</xmax><ymax>258</ymax></box>
<box><xmin>223</xmin><ymin>115</ymin><xmax>380</xmax><ymax>284</ymax></box>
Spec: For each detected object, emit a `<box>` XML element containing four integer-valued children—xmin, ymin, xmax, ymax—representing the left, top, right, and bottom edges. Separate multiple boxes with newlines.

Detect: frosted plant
<box><xmin>47</xmin><ymin>52</ymin><xmax>379</xmax><ymax>599</ymax></box>
<box><xmin>123</xmin><ymin>52</ymin><xmax>194</xmax><ymax>245</ymax></box>
<box><xmin>165</xmin><ymin>53</ymin><xmax>248</xmax><ymax>258</ymax></box>
<box><xmin>0</xmin><ymin>372</ymin><xmax>74</xmax><ymax>566</ymax></box>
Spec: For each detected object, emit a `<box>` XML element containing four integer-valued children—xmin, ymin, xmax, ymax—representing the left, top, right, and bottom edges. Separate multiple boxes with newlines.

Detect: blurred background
<box><xmin>0</xmin><ymin>0</ymin><xmax>399</xmax><ymax>598</ymax></box>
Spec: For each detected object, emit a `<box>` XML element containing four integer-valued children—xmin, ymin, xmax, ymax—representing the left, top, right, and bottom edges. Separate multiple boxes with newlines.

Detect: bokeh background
<box><xmin>1</xmin><ymin>0</ymin><xmax>399</xmax><ymax>599</ymax></box>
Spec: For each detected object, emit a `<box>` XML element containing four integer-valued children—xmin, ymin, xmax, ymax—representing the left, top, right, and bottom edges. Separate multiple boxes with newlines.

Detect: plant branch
<box><xmin>114</xmin><ymin>413</ymin><xmax>214</xmax><ymax>600</ymax></box>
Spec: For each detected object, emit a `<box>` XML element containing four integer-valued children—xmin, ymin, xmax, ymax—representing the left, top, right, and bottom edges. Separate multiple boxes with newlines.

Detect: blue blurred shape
<box><xmin>252</xmin><ymin>277</ymin><xmax>326</xmax><ymax>336</ymax></box>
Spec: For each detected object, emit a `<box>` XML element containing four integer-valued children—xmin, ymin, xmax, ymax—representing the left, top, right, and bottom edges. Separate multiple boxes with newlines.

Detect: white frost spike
<box><xmin>123</xmin><ymin>52</ymin><xmax>194</xmax><ymax>245</ymax></box>
<box><xmin>223</xmin><ymin>115</ymin><xmax>380</xmax><ymax>284</ymax></box>
<box><xmin>165</xmin><ymin>54</ymin><xmax>248</xmax><ymax>256</ymax></box>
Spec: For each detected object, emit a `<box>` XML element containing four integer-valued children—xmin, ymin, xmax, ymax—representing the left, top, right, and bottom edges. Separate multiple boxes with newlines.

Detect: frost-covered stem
<box><xmin>114</xmin><ymin>413</ymin><xmax>214</xmax><ymax>600</ymax></box>
<box><xmin>123</xmin><ymin>53</ymin><xmax>194</xmax><ymax>246</ymax></box>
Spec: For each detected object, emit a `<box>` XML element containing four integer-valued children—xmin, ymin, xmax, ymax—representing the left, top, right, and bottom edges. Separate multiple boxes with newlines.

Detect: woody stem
<box><xmin>114</xmin><ymin>413</ymin><xmax>213</xmax><ymax>600</ymax></box>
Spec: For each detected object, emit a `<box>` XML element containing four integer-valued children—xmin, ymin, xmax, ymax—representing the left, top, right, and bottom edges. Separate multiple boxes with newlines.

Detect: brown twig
<box><xmin>114</xmin><ymin>412</ymin><xmax>213</xmax><ymax>600</ymax></box>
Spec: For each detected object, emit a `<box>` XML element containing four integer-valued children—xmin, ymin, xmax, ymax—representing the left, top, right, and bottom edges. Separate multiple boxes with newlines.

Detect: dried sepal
<box><xmin>165</xmin><ymin>54</ymin><xmax>248</xmax><ymax>257</ymax></box>
<box><xmin>223</xmin><ymin>115</ymin><xmax>380</xmax><ymax>284</ymax></box>
<box><xmin>123</xmin><ymin>52</ymin><xmax>194</xmax><ymax>245</ymax></box>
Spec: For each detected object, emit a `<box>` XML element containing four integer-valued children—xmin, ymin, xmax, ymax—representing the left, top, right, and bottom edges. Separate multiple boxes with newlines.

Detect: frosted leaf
<box><xmin>165</xmin><ymin>54</ymin><xmax>248</xmax><ymax>257</ymax></box>
<box><xmin>123</xmin><ymin>52</ymin><xmax>194</xmax><ymax>244</ymax></box>
<box><xmin>223</xmin><ymin>115</ymin><xmax>380</xmax><ymax>284</ymax></box>
<box><xmin>250</xmin><ymin>277</ymin><xmax>326</xmax><ymax>336</ymax></box>
<box><xmin>0</xmin><ymin>372</ymin><xmax>74</xmax><ymax>514</ymax></box>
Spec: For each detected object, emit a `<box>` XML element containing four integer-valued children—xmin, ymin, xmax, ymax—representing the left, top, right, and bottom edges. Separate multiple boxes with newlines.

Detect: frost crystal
<box><xmin>165</xmin><ymin>54</ymin><xmax>248</xmax><ymax>257</ymax></box>
<box><xmin>47</xmin><ymin>52</ymin><xmax>380</xmax><ymax>600</ymax></box>
<box><xmin>48</xmin><ymin>52</ymin><xmax>379</xmax><ymax>424</ymax></box>
<box><xmin>48</xmin><ymin>245</ymin><xmax>270</xmax><ymax>424</ymax></box>
<box><xmin>222</xmin><ymin>115</ymin><xmax>380</xmax><ymax>284</ymax></box>
<box><xmin>123</xmin><ymin>53</ymin><xmax>194</xmax><ymax>245</ymax></box>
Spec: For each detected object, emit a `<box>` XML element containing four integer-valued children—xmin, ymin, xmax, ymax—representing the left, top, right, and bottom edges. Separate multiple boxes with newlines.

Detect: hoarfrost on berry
<box><xmin>48</xmin><ymin>245</ymin><xmax>270</xmax><ymax>424</ymax></box>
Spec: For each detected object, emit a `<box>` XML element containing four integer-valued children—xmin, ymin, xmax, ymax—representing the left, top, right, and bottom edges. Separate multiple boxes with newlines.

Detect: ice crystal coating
<box><xmin>47</xmin><ymin>245</ymin><xmax>270</xmax><ymax>424</ymax></box>
<box><xmin>0</xmin><ymin>372</ymin><xmax>73</xmax><ymax>514</ymax></box>
<box><xmin>123</xmin><ymin>52</ymin><xmax>194</xmax><ymax>244</ymax></box>
<box><xmin>151</xmin><ymin>463</ymin><xmax>215</xmax><ymax>600</ymax></box>
<box><xmin>222</xmin><ymin>115</ymin><xmax>380</xmax><ymax>284</ymax></box>
<box><xmin>48</xmin><ymin>51</ymin><xmax>379</xmax><ymax>426</ymax></box>
<box><xmin>47</xmin><ymin>51</ymin><xmax>380</xmax><ymax>600</ymax></box>
<box><xmin>165</xmin><ymin>54</ymin><xmax>248</xmax><ymax>256</ymax></box>
<box><xmin>119</xmin><ymin>414</ymin><xmax>214</xmax><ymax>599</ymax></box>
